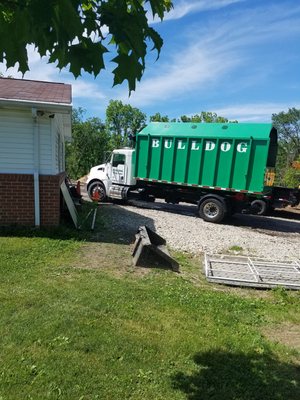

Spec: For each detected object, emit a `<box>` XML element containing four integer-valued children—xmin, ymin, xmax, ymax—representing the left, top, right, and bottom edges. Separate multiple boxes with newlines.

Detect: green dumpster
<box><xmin>134</xmin><ymin>123</ymin><xmax>277</xmax><ymax>193</ymax></box>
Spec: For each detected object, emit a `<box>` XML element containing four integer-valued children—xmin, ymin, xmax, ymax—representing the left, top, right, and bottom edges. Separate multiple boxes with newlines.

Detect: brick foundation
<box><xmin>0</xmin><ymin>172</ymin><xmax>66</xmax><ymax>227</ymax></box>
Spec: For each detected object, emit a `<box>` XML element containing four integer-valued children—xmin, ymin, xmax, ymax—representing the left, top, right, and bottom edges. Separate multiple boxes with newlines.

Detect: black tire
<box><xmin>199</xmin><ymin>198</ymin><xmax>226</xmax><ymax>223</ymax></box>
<box><xmin>87</xmin><ymin>181</ymin><xmax>106</xmax><ymax>202</ymax></box>
<box><xmin>140</xmin><ymin>191</ymin><xmax>155</xmax><ymax>202</ymax></box>
<box><xmin>147</xmin><ymin>195</ymin><xmax>155</xmax><ymax>203</ymax></box>
<box><xmin>250</xmin><ymin>199</ymin><xmax>267</xmax><ymax>215</ymax></box>
<box><xmin>268</xmin><ymin>205</ymin><xmax>275</xmax><ymax>215</ymax></box>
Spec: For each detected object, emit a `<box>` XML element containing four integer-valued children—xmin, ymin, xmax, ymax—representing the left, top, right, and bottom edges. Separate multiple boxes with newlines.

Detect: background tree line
<box><xmin>66</xmin><ymin>102</ymin><xmax>300</xmax><ymax>188</ymax></box>
<box><xmin>66</xmin><ymin>102</ymin><xmax>233</xmax><ymax>179</ymax></box>
<box><xmin>66</xmin><ymin>100</ymin><xmax>146</xmax><ymax>179</ymax></box>
<box><xmin>272</xmin><ymin>108</ymin><xmax>300</xmax><ymax>187</ymax></box>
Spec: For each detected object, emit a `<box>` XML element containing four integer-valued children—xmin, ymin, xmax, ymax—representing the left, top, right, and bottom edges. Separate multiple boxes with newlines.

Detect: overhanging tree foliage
<box><xmin>0</xmin><ymin>0</ymin><xmax>173</xmax><ymax>92</ymax></box>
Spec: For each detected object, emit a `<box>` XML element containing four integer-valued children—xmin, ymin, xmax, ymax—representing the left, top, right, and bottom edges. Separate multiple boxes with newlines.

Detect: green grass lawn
<box><xmin>0</xmin><ymin>220</ymin><xmax>299</xmax><ymax>400</ymax></box>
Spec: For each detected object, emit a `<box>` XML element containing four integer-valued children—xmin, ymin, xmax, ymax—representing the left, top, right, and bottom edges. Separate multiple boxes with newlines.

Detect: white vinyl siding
<box><xmin>55</xmin><ymin>131</ymin><xmax>59</xmax><ymax>173</ymax></box>
<box><xmin>0</xmin><ymin>107</ymin><xmax>69</xmax><ymax>175</ymax></box>
<box><xmin>53</xmin><ymin>116</ymin><xmax>65</xmax><ymax>174</ymax></box>
<box><xmin>0</xmin><ymin>109</ymin><xmax>34</xmax><ymax>173</ymax></box>
<box><xmin>38</xmin><ymin>117</ymin><xmax>52</xmax><ymax>174</ymax></box>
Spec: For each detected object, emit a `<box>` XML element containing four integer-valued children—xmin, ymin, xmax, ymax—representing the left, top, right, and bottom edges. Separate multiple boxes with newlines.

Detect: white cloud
<box><xmin>213</xmin><ymin>103</ymin><xmax>300</xmax><ymax>122</ymax></box>
<box><xmin>123</xmin><ymin>44</ymin><xmax>239</xmax><ymax>107</ymax></box>
<box><xmin>69</xmin><ymin>79</ymin><xmax>106</xmax><ymax>101</ymax></box>
<box><xmin>150</xmin><ymin>0</ymin><xmax>245</xmax><ymax>22</ymax></box>
<box><xmin>121</xmin><ymin>2</ymin><xmax>300</xmax><ymax>108</ymax></box>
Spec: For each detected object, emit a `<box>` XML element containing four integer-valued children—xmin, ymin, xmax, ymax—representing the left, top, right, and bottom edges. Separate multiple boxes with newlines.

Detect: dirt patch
<box><xmin>73</xmin><ymin>242</ymin><xmax>152</xmax><ymax>278</ymax></box>
<box><xmin>263</xmin><ymin>323</ymin><xmax>300</xmax><ymax>351</ymax></box>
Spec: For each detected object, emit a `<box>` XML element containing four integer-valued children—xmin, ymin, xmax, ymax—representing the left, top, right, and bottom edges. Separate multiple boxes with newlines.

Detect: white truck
<box><xmin>86</xmin><ymin>148</ymin><xmax>136</xmax><ymax>202</ymax></box>
<box><xmin>85</xmin><ymin>122</ymin><xmax>300</xmax><ymax>223</ymax></box>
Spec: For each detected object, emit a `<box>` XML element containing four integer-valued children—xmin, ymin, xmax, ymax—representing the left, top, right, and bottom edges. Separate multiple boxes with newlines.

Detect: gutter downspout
<box><xmin>32</xmin><ymin>108</ymin><xmax>40</xmax><ymax>227</ymax></box>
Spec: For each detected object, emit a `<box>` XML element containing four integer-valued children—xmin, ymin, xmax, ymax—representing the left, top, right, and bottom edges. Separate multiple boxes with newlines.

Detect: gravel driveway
<box><xmin>94</xmin><ymin>198</ymin><xmax>300</xmax><ymax>261</ymax></box>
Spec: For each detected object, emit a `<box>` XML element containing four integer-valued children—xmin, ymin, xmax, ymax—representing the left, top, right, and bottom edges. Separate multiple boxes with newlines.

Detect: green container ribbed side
<box><xmin>134</xmin><ymin>123</ymin><xmax>276</xmax><ymax>193</ymax></box>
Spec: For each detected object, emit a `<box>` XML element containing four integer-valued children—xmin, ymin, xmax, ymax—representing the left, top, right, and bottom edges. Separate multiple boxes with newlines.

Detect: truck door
<box><xmin>111</xmin><ymin>153</ymin><xmax>126</xmax><ymax>184</ymax></box>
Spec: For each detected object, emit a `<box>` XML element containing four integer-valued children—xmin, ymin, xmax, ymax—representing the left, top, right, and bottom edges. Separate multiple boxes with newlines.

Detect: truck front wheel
<box><xmin>88</xmin><ymin>181</ymin><xmax>106</xmax><ymax>202</ymax></box>
<box><xmin>199</xmin><ymin>198</ymin><xmax>226</xmax><ymax>223</ymax></box>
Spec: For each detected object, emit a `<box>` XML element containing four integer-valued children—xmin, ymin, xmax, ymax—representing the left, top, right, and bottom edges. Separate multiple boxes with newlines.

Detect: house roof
<box><xmin>0</xmin><ymin>77</ymin><xmax>72</xmax><ymax>105</ymax></box>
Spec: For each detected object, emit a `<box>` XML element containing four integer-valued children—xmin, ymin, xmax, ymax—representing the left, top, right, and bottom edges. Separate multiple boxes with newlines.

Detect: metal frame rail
<box><xmin>204</xmin><ymin>254</ymin><xmax>300</xmax><ymax>290</ymax></box>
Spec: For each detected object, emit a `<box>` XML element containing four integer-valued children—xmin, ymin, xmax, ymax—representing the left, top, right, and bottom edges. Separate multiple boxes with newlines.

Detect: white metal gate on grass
<box><xmin>204</xmin><ymin>254</ymin><xmax>300</xmax><ymax>290</ymax></box>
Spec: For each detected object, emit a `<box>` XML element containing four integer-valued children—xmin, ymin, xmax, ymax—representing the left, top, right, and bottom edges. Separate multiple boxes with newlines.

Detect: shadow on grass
<box><xmin>171</xmin><ymin>350</ymin><xmax>300</xmax><ymax>400</ymax></box>
<box><xmin>0</xmin><ymin>201</ymin><xmax>156</xmax><ymax>246</ymax></box>
<box><xmin>93</xmin><ymin>202</ymin><xmax>156</xmax><ymax>245</ymax></box>
<box><xmin>0</xmin><ymin>222</ymin><xmax>88</xmax><ymax>242</ymax></box>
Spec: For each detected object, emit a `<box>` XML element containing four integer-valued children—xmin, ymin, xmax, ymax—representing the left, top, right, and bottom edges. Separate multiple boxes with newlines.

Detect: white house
<box><xmin>0</xmin><ymin>77</ymin><xmax>72</xmax><ymax>226</ymax></box>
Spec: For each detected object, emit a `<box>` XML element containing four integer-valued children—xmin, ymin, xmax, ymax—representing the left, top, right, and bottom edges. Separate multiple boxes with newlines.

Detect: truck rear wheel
<box><xmin>88</xmin><ymin>181</ymin><xmax>106</xmax><ymax>202</ymax></box>
<box><xmin>199</xmin><ymin>198</ymin><xmax>226</xmax><ymax>223</ymax></box>
<box><xmin>250</xmin><ymin>199</ymin><xmax>268</xmax><ymax>215</ymax></box>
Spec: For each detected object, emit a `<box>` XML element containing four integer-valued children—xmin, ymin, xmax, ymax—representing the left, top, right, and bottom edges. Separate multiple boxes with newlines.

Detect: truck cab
<box><xmin>86</xmin><ymin>148</ymin><xmax>135</xmax><ymax>201</ymax></box>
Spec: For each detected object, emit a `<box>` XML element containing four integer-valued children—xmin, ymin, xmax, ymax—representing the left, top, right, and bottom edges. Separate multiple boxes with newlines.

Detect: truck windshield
<box><xmin>104</xmin><ymin>151</ymin><xmax>112</xmax><ymax>163</ymax></box>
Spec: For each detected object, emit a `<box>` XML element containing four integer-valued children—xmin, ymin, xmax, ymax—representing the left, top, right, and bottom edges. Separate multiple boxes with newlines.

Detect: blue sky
<box><xmin>1</xmin><ymin>0</ymin><xmax>300</xmax><ymax>122</ymax></box>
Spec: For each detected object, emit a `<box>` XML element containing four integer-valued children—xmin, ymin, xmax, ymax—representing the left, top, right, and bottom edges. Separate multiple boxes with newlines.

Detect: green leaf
<box><xmin>112</xmin><ymin>53</ymin><xmax>144</xmax><ymax>93</ymax></box>
<box><xmin>148</xmin><ymin>0</ymin><xmax>173</xmax><ymax>19</ymax></box>
<box><xmin>147</xmin><ymin>27</ymin><xmax>163</xmax><ymax>58</ymax></box>
<box><xmin>68</xmin><ymin>40</ymin><xmax>107</xmax><ymax>77</ymax></box>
